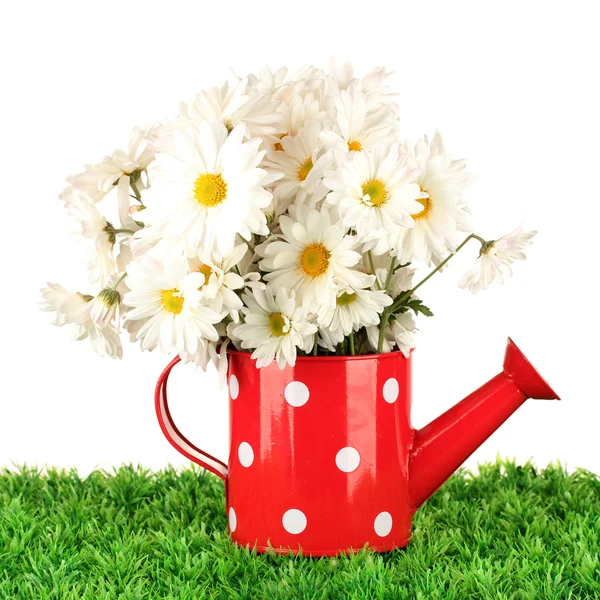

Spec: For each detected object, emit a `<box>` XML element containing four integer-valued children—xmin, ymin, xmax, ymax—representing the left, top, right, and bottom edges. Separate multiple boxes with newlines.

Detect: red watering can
<box><xmin>155</xmin><ymin>338</ymin><xmax>559</xmax><ymax>556</ymax></box>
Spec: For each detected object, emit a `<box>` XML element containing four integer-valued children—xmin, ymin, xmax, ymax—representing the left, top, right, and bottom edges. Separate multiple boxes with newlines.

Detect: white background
<box><xmin>1</xmin><ymin>1</ymin><xmax>599</xmax><ymax>477</ymax></box>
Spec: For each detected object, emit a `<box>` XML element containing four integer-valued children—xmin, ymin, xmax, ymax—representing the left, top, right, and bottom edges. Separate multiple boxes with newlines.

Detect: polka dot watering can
<box><xmin>155</xmin><ymin>338</ymin><xmax>559</xmax><ymax>556</ymax></box>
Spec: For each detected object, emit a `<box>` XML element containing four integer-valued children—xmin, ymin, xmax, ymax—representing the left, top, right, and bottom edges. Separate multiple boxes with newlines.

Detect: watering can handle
<box><xmin>155</xmin><ymin>355</ymin><xmax>229</xmax><ymax>482</ymax></box>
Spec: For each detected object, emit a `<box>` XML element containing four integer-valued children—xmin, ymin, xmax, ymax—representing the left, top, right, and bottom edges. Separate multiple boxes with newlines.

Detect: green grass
<box><xmin>1</xmin><ymin>460</ymin><xmax>599</xmax><ymax>599</ymax></box>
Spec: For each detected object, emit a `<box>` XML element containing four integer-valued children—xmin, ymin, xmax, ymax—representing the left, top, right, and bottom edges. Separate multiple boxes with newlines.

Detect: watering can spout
<box><xmin>408</xmin><ymin>338</ymin><xmax>560</xmax><ymax>510</ymax></box>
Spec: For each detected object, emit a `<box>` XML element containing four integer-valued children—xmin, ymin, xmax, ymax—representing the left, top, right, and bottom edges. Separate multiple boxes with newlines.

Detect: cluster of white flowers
<box><xmin>42</xmin><ymin>59</ymin><xmax>536</xmax><ymax>375</ymax></box>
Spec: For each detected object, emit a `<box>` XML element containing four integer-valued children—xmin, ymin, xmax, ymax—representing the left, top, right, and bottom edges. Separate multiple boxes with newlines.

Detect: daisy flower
<box><xmin>263</xmin><ymin>119</ymin><xmax>332</xmax><ymax>210</ymax></box>
<box><xmin>459</xmin><ymin>227</ymin><xmax>537</xmax><ymax>293</ymax></box>
<box><xmin>123</xmin><ymin>255</ymin><xmax>223</xmax><ymax>354</ymax></box>
<box><xmin>318</xmin><ymin>286</ymin><xmax>392</xmax><ymax>349</ymax></box>
<box><xmin>138</xmin><ymin>120</ymin><xmax>276</xmax><ymax>260</ymax></box>
<box><xmin>179</xmin><ymin>78</ymin><xmax>281</xmax><ymax>138</ymax></box>
<box><xmin>179</xmin><ymin>325</ymin><xmax>230</xmax><ymax>388</ymax></box>
<box><xmin>40</xmin><ymin>283</ymin><xmax>122</xmax><ymax>358</ymax></box>
<box><xmin>327</xmin><ymin>58</ymin><xmax>398</xmax><ymax>113</ymax></box>
<box><xmin>233</xmin><ymin>287</ymin><xmax>317</xmax><ymax>369</ymax></box>
<box><xmin>324</xmin><ymin>143</ymin><xmax>422</xmax><ymax>254</ymax></box>
<box><xmin>246</xmin><ymin>65</ymin><xmax>289</xmax><ymax>95</ymax></box>
<box><xmin>188</xmin><ymin>242</ymin><xmax>247</xmax><ymax>322</ymax></box>
<box><xmin>367</xmin><ymin>311</ymin><xmax>416</xmax><ymax>358</ymax></box>
<box><xmin>259</xmin><ymin>207</ymin><xmax>373</xmax><ymax>312</ymax></box>
<box><xmin>266</xmin><ymin>94</ymin><xmax>326</xmax><ymax>154</ymax></box>
<box><xmin>390</xmin><ymin>133</ymin><xmax>474</xmax><ymax>265</ymax></box>
<box><xmin>86</xmin><ymin>270</ymin><xmax>129</xmax><ymax>326</ymax></box>
<box><xmin>64</xmin><ymin>124</ymin><xmax>160</xmax><ymax>228</ymax></box>
<box><xmin>63</xmin><ymin>188</ymin><xmax>118</xmax><ymax>285</ymax></box>
<box><xmin>320</xmin><ymin>83</ymin><xmax>398</xmax><ymax>153</ymax></box>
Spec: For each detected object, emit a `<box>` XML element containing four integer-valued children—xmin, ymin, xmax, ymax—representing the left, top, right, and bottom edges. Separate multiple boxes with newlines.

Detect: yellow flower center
<box><xmin>297</xmin><ymin>157</ymin><xmax>314</xmax><ymax>181</ymax></box>
<box><xmin>411</xmin><ymin>196</ymin><xmax>432</xmax><ymax>221</ymax></box>
<box><xmin>336</xmin><ymin>292</ymin><xmax>357</xmax><ymax>306</ymax></box>
<box><xmin>197</xmin><ymin>263</ymin><xmax>213</xmax><ymax>287</ymax></box>
<box><xmin>224</xmin><ymin>120</ymin><xmax>234</xmax><ymax>133</ymax></box>
<box><xmin>268</xmin><ymin>312</ymin><xmax>287</xmax><ymax>337</ymax></box>
<box><xmin>347</xmin><ymin>140</ymin><xmax>363</xmax><ymax>152</ymax></box>
<box><xmin>361</xmin><ymin>179</ymin><xmax>388</xmax><ymax>207</ymax></box>
<box><xmin>274</xmin><ymin>133</ymin><xmax>287</xmax><ymax>152</ymax></box>
<box><xmin>193</xmin><ymin>173</ymin><xmax>228</xmax><ymax>207</ymax></box>
<box><xmin>161</xmin><ymin>289</ymin><xmax>184</xmax><ymax>314</ymax></box>
<box><xmin>300</xmin><ymin>243</ymin><xmax>330</xmax><ymax>278</ymax></box>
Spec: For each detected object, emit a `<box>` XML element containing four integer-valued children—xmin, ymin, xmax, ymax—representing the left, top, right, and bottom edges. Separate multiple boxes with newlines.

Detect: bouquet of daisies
<box><xmin>41</xmin><ymin>59</ymin><xmax>536</xmax><ymax>380</ymax></box>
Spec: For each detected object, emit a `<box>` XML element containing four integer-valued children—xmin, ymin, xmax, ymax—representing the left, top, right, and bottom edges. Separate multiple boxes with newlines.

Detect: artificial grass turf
<box><xmin>0</xmin><ymin>460</ymin><xmax>598</xmax><ymax>600</ymax></box>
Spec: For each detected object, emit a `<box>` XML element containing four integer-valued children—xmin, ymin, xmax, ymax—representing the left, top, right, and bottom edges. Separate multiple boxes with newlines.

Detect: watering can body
<box><xmin>155</xmin><ymin>338</ymin><xmax>559</xmax><ymax>556</ymax></box>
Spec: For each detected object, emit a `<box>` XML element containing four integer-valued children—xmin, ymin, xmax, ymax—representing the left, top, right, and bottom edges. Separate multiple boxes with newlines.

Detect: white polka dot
<box><xmin>229</xmin><ymin>374</ymin><xmax>239</xmax><ymax>399</ymax></box>
<box><xmin>282</xmin><ymin>509</ymin><xmax>307</xmax><ymax>534</ymax></box>
<box><xmin>284</xmin><ymin>381</ymin><xmax>310</xmax><ymax>407</ymax></box>
<box><xmin>229</xmin><ymin>507</ymin><xmax>237</xmax><ymax>532</ymax></box>
<box><xmin>335</xmin><ymin>447</ymin><xmax>361</xmax><ymax>473</ymax></box>
<box><xmin>374</xmin><ymin>512</ymin><xmax>393</xmax><ymax>537</ymax></box>
<box><xmin>238</xmin><ymin>442</ymin><xmax>254</xmax><ymax>467</ymax></box>
<box><xmin>382</xmin><ymin>378</ymin><xmax>399</xmax><ymax>403</ymax></box>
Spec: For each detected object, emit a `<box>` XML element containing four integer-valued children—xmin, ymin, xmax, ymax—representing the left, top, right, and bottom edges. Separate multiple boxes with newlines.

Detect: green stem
<box><xmin>130</xmin><ymin>180</ymin><xmax>142</xmax><ymax>203</ymax></box>
<box><xmin>384</xmin><ymin>257</ymin><xmax>396</xmax><ymax>294</ymax></box>
<box><xmin>112</xmin><ymin>272</ymin><xmax>127</xmax><ymax>288</ymax></box>
<box><xmin>114</xmin><ymin>228</ymin><xmax>135</xmax><ymax>235</ymax></box>
<box><xmin>313</xmin><ymin>334</ymin><xmax>319</xmax><ymax>356</ymax></box>
<box><xmin>389</xmin><ymin>233</ymin><xmax>483</xmax><ymax>314</ymax></box>
<box><xmin>376</xmin><ymin>257</ymin><xmax>397</xmax><ymax>353</ymax></box>
<box><xmin>367</xmin><ymin>251</ymin><xmax>380</xmax><ymax>289</ymax></box>
<box><xmin>349</xmin><ymin>331</ymin><xmax>356</xmax><ymax>356</ymax></box>
<box><xmin>377</xmin><ymin>234</ymin><xmax>484</xmax><ymax>353</ymax></box>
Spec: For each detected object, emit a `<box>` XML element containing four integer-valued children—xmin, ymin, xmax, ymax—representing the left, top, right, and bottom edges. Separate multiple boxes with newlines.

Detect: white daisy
<box><xmin>259</xmin><ymin>207</ymin><xmax>373</xmax><ymax>312</ymax></box>
<box><xmin>327</xmin><ymin>58</ymin><xmax>398</xmax><ymax>114</ymax></box>
<box><xmin>86</xmin><ymin>271</ymin><xmax>129</xmax><ymax>326</ymax></box>
<box><xmin>179</xmin><ymin>326</ymin><xmax>230</xmax><ymax>388</ymax></box>
<box><xmin>324</xmin><ymin>143</ymin><xmax>422</xmax><ymax>254</ymax></box>
<box><xmin>188</xmin><ymin>243</ymin><xmax>247</xmax><ymax>322</ymax></box>
<box><xmin>374</xmin><ymin>265</ymin><xmax>416</xmax><ymax>299</ymax></box>
<box><xmin>459</xmin><ymin>227</ymin><xmax>537</xmax><ymax>293</ymax></box>
<box><xmin>389</xmin><ymin>133</ymin><xmax>474</xmax><ymax>265</ymax></box>
<box><xmin>367</xmin><ymin>311</ymin><xmax>416</xmax><ymax>358</ymax></box>
<box><xmin>138</xmin><ymin>120</ymin><xmax>276</xmax><ymax>260</ymax></box>
<box><xmin>63</xmin><ymin>188</ymin><xmax>119</xmax><ymax>285</ymax></box>
<box><xmin>179</xmin><ymin>78</ymin><xmax>281</xmax><ymax>138</ymax></box>
<box><xmin>317</xmin><ymin>286</ymin><xmax>392</xmax><ymax>348</ymax></box>
<box><xmin>40</xmin><ymin>283</ymin><xmax>123</xmax><ymax>358</ymax></box>
<box><xmin>123</xmin><ymin>255</ymin><xmax>223</xmax><ymax>354</ymax></box>
<box><xmin>265</xmin><ymin>93</ymin><xmax>326</xmax><ymax>154</ymax></box>
<box><xmin>64</xmin><ymin>124</ymin><xmax>160</xmax><ymax>228</ymax></box>
<box><xmin>246</xmin><ymin>65</ymin><xmax>289</xmax><ymax>96</ymax></box>
<box><xmin>263</xmin><ymin>119</ymin><xmax>332</xmax><ymax>210</ymax></box>
<box><xmin>234</xmin><ymin>287</ymin><xmax>317</xmax><ymax>369</ymax></box>
<box><xmin>320</xmin><ymin>83</ymin><xmax>398</xmax><ymax>153</ymax></box>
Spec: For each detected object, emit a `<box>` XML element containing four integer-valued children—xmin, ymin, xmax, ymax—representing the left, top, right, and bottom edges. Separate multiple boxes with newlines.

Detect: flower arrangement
<box><xmin>41</xmin><ymin>60</ymin><xmax>536</xmax><ymax>379</ymax></box>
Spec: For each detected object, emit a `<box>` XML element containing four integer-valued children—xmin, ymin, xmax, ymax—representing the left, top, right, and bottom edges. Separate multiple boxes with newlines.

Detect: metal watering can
<box><xmin>155</xmin><ymin>338</ymin><xmax>559</xmax><ymax>556</ymax></box>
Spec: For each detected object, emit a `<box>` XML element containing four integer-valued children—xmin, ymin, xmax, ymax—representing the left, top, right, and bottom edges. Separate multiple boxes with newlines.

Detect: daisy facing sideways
<box><xmin>324</xmin><ymin>143</ymin><xmax>422</xmax><ymax>254</ymax></box>
<box><xmin>459</xmin><ymin>227</ymin><xmax>537</xmax><ymax>293</ymax></box>
<box><xmin>63</xmin><ymin>188</ymin><xmax>119</xmax><ymax>285</ymax></box>
<box><xmin>138</xmin><ymin>120</ymin><xmax>276</xmax><ymax>260</ymax></box>
<box><xmin>259</xmin><ymin>206</ymin><xmax>374</xmax><ymax>312</ymax></box>
<box><xmin>123</xmin><ymin>255</ymin><xmax>223</xmax><ymax>355</ymax></box>
<box><xmin>187</xmin><ymin>243</ymin><xmax>247</xmax><ymax>323</ymax></box>
<box><xmin>40</xmin><ymin>283</ymin><xmax>122</xmax><ymax>358</ymax></box>
<box><xmin>179</xmin><ymin>77</ymin><xmax>282</xmax><ymax>138</ymax></box>
<box><xmin>233</xmin><ymin>287</ymin><xmax>317</xmax><ymax>369</ymax></box>
<box><xmin>390</xmin><ymin>132</ymin><xmax>474</xmax><ymax>265</ymax></box>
